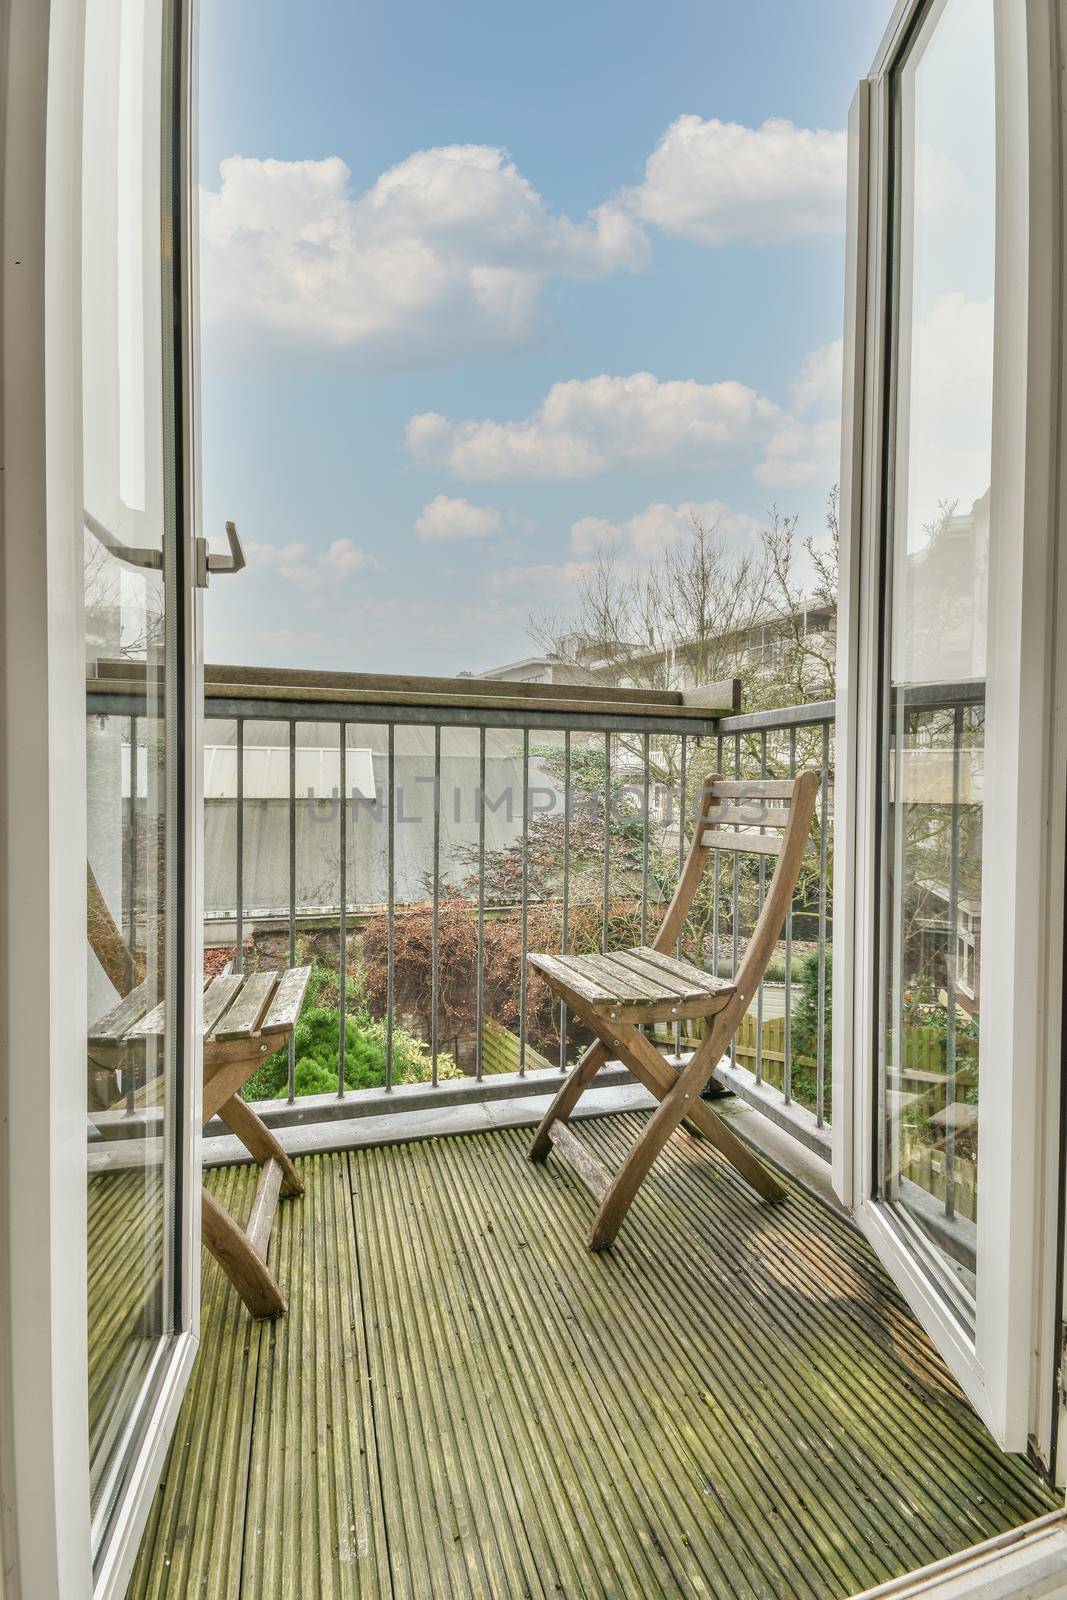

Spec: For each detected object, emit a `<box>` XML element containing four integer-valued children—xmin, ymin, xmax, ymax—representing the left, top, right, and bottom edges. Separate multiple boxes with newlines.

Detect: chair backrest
<box><xmin>653</xmin><ymin>771</ymin><xmax>821</xmax><ymax>1004</ymax></box>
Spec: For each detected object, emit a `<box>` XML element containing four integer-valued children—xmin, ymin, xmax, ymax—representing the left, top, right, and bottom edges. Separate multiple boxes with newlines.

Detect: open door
<box><xmin>834</xmin><ymin>0</ymin><xmax>1065</xmax><ymax>1454</ymax></box>
<box><xmin>82</xmin><ymin>0</ymin><xmax>204</xmax><ymax>1589</ymax></box>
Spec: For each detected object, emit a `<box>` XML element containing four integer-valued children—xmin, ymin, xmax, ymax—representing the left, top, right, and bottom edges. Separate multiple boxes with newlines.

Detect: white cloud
<box><xmin>790</xmin><ymin>339</ymin><xmax>843</xmax><ymax>414</ymax></box>
<box><xmin>752</xmin><ymin>337</ymin><xmax>843</xmax><ymax>488</ymax></box>
<box><xmin>755</xmin><ymin>416</ymin><xmax>842</xmax><ymax>489</ymax></box>
<box><xmin>623</xmin><ymin>115</ymin><xmax>846</xmax><ymax>246</ymax></box>
<box><xmin>487</xmin><ymin>561</ymin><xmax>595</xmax><ymax>600</ymax></box>
<box><xmin>570</xmin><ymin>498</ymin><xmax>761</xmax><ymax>559</ymax></box>
<box><xmin>199</xmin><ymin>147</ymin><xmax>649</xmax><ymax>362</ymax></box>
<box><xmin>245</xmin><ymin>537</ymin><xmax>380</xmax><ymax>592</ymax></box>
<box><xmin>415</xmin><ymin>494</ymin><xmax>502</xmax><ymax>543</ymax></box>
<box><xmin>406</xmin><ymin>372</ymin><xmax>783</xmax><ymax>481</ymax></box>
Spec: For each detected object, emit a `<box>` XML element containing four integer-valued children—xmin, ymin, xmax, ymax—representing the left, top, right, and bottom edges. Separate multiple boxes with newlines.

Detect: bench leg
<box><xmin>217</xmin><ymin>1093</ymin><xmax>304</xmax><ymax>1197</ymax></box>
<box><xmin>529</xmin><ymin>1038</ymin><xmax>609</xmax><ymax>1161</ymax></box>
<box><xmin>202</xmin><ymin>1189</ymin><xmax>287</xmax><ymax>1318</ymax></box>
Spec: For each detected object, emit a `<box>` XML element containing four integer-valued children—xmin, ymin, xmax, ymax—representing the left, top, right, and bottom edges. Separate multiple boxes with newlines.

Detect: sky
<box><xmin>198</xmin><ymin>0</ymin><xmax>890</xmax><ymax>676</ymax></box>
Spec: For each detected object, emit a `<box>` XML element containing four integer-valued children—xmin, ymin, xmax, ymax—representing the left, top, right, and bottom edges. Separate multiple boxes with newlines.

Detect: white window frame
<box><xmin>0</xmin><ymin>0</ymin><xmax>204</xmax><ymax>1594</ymax></box>
<box><xmin>833</xmin><ymin>0</ymin><xmax>1066</xmax><ymax>1454</ymax></box>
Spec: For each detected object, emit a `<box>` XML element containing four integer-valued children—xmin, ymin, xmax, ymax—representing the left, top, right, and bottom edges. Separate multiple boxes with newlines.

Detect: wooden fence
<box><xmin>481</xmin><ymin>1018</ymin><xmax>555</xmax><ymax>1076</ymax></box>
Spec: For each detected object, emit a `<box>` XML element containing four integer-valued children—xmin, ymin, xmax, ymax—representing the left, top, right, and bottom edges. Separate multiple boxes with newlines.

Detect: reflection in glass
<box><xmin>879</xmin><ymin>0</ymin><xmax>995</xmax><ymax>1306</ymax></box>
<box><xmin>83</xmin><ymin>0</ymin><xmax>176</xmax><ymax>1545</ymax></box>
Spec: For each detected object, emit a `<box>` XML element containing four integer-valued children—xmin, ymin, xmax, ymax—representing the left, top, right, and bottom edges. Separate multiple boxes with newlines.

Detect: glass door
<box><xmin>837</xmin><ymin>0</ymin><xmax>1064</xmax><ymax>1452</ymax></box>
<box><xmin>82</xmin><ymin>0</ymin><xmax>200</xmax><ymax>1572</ymax></box>
<box><xmin>877</xmin><ymin>0</ymin><xmax>994</xmax><ymax>1324</ymax></box>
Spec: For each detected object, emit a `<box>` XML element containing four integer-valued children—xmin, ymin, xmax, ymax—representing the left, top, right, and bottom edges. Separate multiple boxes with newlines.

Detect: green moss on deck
<box><xmin>124</xmin><ymin>1115</ymin><xmax>1056</xmax><ymax>1599</ymax></box>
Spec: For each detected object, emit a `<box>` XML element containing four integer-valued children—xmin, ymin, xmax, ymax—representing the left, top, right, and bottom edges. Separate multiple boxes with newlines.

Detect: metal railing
<box><xmin>709</xmin><ymin>700</ymin><xmax>835</xmax><ymax>1142</ymax></box>
<box><xmin>91</xmin><ymin>661</ymin><xmax>836</xmax><ymax>1152</ymax></box>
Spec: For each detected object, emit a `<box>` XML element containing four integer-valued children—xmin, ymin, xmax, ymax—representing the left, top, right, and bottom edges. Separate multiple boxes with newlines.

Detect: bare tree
<box><xmin>530</xmin><ymin>511</ymin><xmax>771</xmax><ymax>694</ymax></box>
<box><xmin>757</xmin><ymin>486</ymin><xmax>839</xmax><ymax>706</ymax></box>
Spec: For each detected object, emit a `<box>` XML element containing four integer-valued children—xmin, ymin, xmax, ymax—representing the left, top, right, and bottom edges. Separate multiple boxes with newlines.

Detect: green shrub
<box><xmin>240</xmin><ymin>985</ymin><xmax>459</xmax><ymax>1102</ymax></box>
<box><xmin>789</xmin><ymin>948</ymin><xmax>831</xmax><ymax>1120</ymax></box>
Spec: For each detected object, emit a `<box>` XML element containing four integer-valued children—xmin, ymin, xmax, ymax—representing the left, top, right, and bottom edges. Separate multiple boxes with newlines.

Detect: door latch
<box><xmin>195</xmin><ymin>521</ymin><xmax>247</xmax><ymax>588</ymax></box>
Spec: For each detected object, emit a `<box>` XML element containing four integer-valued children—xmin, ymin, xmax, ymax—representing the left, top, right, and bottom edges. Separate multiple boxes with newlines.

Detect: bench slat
<box><xmin>88</xmin><ymin>981</ymin><xmax>153</xmax><ymax>1044</ymax></box>
<box><xmin>261</xmin><ymin>965</ymin><xmax>312</xmax><ymax>1034</ymax></box>
<box><xmin>212</xmin><ymin>971</ymin><xmax>279</xmax><ymax>1041</ymax></box>
<box><xmin>201</xmin><ymin>974</ymin><xmax>247</xmax><ymax>1038</ymax></box>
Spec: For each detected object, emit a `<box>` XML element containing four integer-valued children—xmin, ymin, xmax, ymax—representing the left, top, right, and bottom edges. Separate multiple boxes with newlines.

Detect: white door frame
<box><xmin>833</xmin><ymin>0</ymin><xmax>1067</xmax><ymax>1456</ymax></box>
<box><xmin>0</xmin><ymin>0</ymin><xmax>203</xmax><ymax>1595</ymax></box>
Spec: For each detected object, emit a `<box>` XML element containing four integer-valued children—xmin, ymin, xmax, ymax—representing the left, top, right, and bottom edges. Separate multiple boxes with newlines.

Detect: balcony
<box><xmin>117</xmin><ymin>1131</ymin><xmax>1053</xmax><ymax>1600</ymax></box>
<box><xmin>87</xmin><ymin>668</ymin><xmax>1042</xmax><ymax>1598</ymax></box>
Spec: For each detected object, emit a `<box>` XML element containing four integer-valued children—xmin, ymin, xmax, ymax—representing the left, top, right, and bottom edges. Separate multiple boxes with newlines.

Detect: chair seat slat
<box><xmin>630</xmin><ymin>946</ymin><xmax>731</xmax><ymax>996</ymax></box>
<box><xmin>528</xmin><ymin>951</ymin><xmax>615</xmax><ymax>1005</ymax></box>
<box><xmin>606</xmin><ymin>948</ymin><xmax>720</xmax><ymax>1002</ymax></box>
<box><xmin>566</xmin><ymin>952</ymin><xmax>672</xmax><ymax>1003</ymax></box>
<box><xmin>594</xmin><ymin>950</ymin><xmax>688</xmax><ymax>1000</ymax></box>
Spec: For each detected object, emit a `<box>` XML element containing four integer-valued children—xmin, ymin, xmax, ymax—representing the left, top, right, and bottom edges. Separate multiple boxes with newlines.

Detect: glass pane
<box><xmin>83</xmin><ymin>0</ymin><xmax>180</xmax><ymax>1546</ymax></box>
<box><xmin>878</xmin><ymin>0</ymin><xmax>995</xmax><ymax>1307</ymax></box>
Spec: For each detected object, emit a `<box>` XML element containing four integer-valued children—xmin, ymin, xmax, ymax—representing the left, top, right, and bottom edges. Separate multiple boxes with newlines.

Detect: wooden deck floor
<box><xmin>125</xmin><ymin>1112</ymin><xmax>1056</xmax><ymax>1600</ymax></box>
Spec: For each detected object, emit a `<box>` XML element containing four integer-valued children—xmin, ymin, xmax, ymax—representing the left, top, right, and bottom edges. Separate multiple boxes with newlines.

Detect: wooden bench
<box><xmin>88</xmin><ymin>965</ymin><xmax>312</xmax><ymax>1317</ymax></box>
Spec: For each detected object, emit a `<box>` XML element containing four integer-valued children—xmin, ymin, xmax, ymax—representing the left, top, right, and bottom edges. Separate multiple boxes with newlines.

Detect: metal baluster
<box><xmin>755</xmin><ymin>730</ymin><xmax>767</xmax><ymax>1086</ymax></box>
<box><xmin>475</xmin><ymin>726</ymin><xmax>485</xmax><ymax>1082</ymax></box>
<box><xmin>784</xmin><ymin>727</ymin><xmax>796</xmax><ymax>1105</ymax></box>
<box><xmin>560</xmin><ymin>731</ymin><xmax>571</xmax><ymax>1070</ymax></box>
<box><xmin>675</xmin><ymin>735</ymin><xmax>687</xmax><ymax>1060</ymax></box>
<box><xmin>602</xmin><ymin>731</ymin><xmax>611</xmax><ymax>952</ymax></box>
<box><xmin>640</xmin><ymin>732</ymin><xmax>650</xmax><ymax>948</ymax></box>
<box><xmin>288</xmin><ymin>721</ymin><xmax>296</xmax><ymax>1103</ymax></box>
<box><xmin>338</xmin><ymin>726</ymin><xmax>347</xmax><ymax>1098</ymax></box>
<box><xmin>816</xmin><ymin>720</ymin><xmax>830</xmax><ymax>1127</ymax></box>
<box><xmin>124</xmin><ymin>715</ymin><xmax>138</xmax><ymax>1115</ymax></box>
<box><xmin>731</xmin><ymin>733</ymin><xmax>740</xmax><ymax>1068</ymax></box>
<box><xmin>234</xmin><ymin>718</ymin><xmax>244</xmax><ymax>975</ymax></box>
<box><xmin>431</xmin><ymin>725</ymin><xmax>441</xmax><ymax>1088</ymax></box>
<box><xmin>519</xmin><ymin>729</ymin><xmax>529</xmax><ymax>1075</ymax></box>
<box><xmin>386</xmin><ymin>724</ymin><xmax>395</xmax><ymax>1092</ymax></box>
<box><xmin>712</xmin><ymin>732</ymin><xmax>723</xmax><ymax>998</ymax></box>
<box><xmin>944</xmin><ymin>704</ymin><xmax>964</xmax><ymax>1220</ymax></box>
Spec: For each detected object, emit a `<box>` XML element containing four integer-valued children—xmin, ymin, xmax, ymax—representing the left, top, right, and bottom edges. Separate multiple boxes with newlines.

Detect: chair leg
<box><xmin>529</xmin><ymin>1038</ymin><xmax>609</xmax><ymax>1161</ymax></box>
<box><xmin>587</xmin><ymin>1015</ymin><xmax>784</xmax><ymax>1250</ymax></box>
<box><xmin>581</xmin><ymin>1014</ymin><xmax>786</xmax><ymax>1207</ymax></box>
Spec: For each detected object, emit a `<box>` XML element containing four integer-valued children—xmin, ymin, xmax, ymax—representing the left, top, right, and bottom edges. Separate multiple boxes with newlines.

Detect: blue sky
<box><xmin>199</xmin><ymin>0</ymin><xmax>889</xmax><ymax>674</ymax></box>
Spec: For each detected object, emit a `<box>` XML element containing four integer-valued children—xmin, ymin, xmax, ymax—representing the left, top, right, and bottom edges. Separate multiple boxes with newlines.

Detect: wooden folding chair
<box><xmin>527</xmin><ymin>769</ymin><xmax>820</xmax><ymax>1249</ymax></box>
